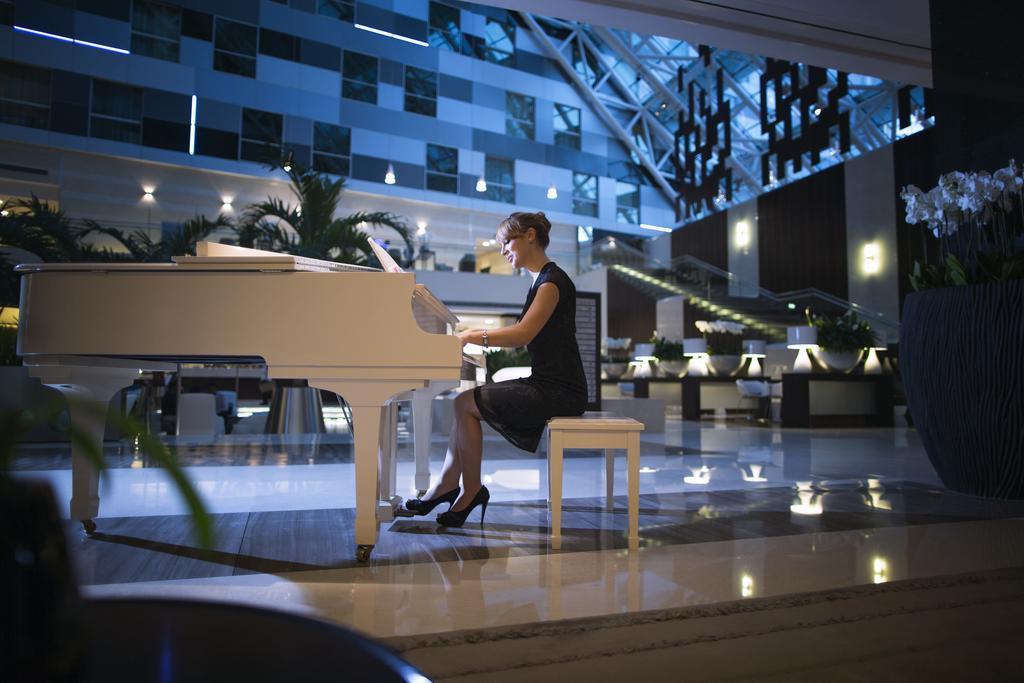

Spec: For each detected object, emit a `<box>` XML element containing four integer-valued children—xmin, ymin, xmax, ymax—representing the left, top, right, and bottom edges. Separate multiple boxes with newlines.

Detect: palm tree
<box><xmin>0</xmin><ymin>195</ymin><xmax>122</xmax><ymax>306</ymax></box>
<box><xmin>239</xmin><ymin>163</ymin><xmax>411</xmax><ymax>266</ymax></box>
<box><xmin>86</xmin><ymin>214</ymin><xmax>233</xmax><ymax>263</ymax></box>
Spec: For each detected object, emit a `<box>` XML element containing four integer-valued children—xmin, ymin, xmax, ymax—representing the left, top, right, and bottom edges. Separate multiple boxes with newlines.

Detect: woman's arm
<box><xmin>458</xmin><ymin>282</ymin><xmax>560</xmax><ymax>348</ymax></box>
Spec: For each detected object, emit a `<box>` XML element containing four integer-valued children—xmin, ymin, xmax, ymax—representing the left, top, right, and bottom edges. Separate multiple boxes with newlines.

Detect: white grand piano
<box><xmin>16</xmin><ymin>242</ymin><xmax>474</xmax><ymax>561</ymax></box>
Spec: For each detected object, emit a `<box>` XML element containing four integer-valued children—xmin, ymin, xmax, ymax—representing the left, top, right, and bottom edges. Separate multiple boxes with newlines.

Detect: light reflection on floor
<box><xmin>15</xmin><ymin>417</ymin><xmax>1024</xmax><ymax>639</ymax></box>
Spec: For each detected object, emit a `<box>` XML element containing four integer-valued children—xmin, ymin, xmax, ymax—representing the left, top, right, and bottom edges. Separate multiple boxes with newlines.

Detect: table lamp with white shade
<box><xmin>683</xmin><ymin>338</ymin><xmax>709</xmax><ymax>376</ymax></box>
<box><xmin>741</xmin><ymin>339</ymin><xmax>767</xmax><ymax>377</ymax></box>
<box><xmin>863</xmin><ymin>345</ymin><xmax>886</xmax><ymax>374</ymax></box>
<box><xmin>630</xmin><ymin>342</ymin><xmax>657</xmax><ymax>378</ymax></box>
<box><xmin>786</xmin><ymin>326</ymin><xmax>818</xmax><ymax>373</ymax></box>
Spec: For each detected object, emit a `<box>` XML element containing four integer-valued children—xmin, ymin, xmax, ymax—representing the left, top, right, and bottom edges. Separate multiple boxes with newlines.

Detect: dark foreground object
<box><xmin>81</xmin><ymin>598</ymin><xmax>428</xmax><ymax>682</ymax></box>
<box><xmin>901</xmin><ymin>280</ymin><xmax>1024</xmax><ymax>499</ymax></box>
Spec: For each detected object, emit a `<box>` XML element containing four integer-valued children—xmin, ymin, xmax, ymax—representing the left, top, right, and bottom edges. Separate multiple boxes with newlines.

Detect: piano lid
<box><xmin>172</xmin><ymin>241</ymin><xmax>380</xmax><ymax>272</ymax></box>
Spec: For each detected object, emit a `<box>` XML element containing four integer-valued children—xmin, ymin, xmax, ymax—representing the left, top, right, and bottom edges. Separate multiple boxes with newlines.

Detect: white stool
<box><xmin>546</xmin><ymin>412</ymin><xmax>645</xmax><ymax>550</ymax></box>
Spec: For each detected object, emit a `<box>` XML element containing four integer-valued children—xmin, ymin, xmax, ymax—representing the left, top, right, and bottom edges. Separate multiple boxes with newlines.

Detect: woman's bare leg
<box><xmin>450</xmin><ymin>390</ymin><xmax>484</xmax><ymax>511</ymax></box>
<box><xmin>422</xmin><ymin>423</ymin><xmax>462</xmax><ymax>500</ymax></box>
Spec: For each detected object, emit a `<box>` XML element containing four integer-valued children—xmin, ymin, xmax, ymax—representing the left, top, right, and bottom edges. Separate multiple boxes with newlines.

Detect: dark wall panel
<box><xmin>607</xmin><ymin>271</ymin><xmax>656</xmax><ymax>346</ymax></box>
<box><xmin>669</xmin><ymin>209</ymin><xmax>727</xmax><ymax>268</ymax></box>
<box><xmin>931</xmin><ymin>0</ymin><xmax>1024</xmax><ymax>175</ymax></box>
<box><xmin>893</xmin><ymin>127</ymin><xmax>941</xmax><ymax>316</ymax></box>
<box><xmin>757</xmin><ymin>163</ymin><xmax>847</xmax><ymax>299</ymax></box>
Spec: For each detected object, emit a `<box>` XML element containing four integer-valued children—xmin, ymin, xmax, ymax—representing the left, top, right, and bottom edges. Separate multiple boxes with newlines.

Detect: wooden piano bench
<box><xmin>545</xmin><ymin>413</ymin><xmax>645</xmax><ymax>550</ymax></box>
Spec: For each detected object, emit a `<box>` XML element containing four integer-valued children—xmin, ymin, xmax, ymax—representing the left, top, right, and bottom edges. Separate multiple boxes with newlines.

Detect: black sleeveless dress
<box><xmin>473</xmin><ymin>262</ymin><xmax>588</xmax><ymax>452</ymax></box>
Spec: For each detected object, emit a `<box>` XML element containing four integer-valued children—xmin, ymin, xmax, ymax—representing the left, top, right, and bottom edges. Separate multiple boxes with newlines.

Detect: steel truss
<box><xmin>520</xmin><ymin>13</ymin><xmax>929</xmax><ymax>226</ymax></box>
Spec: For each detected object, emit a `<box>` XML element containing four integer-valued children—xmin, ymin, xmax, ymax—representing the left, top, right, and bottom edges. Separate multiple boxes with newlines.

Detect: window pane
<box><xmin>404</xmin><ymin>95</ymin><xmax>436</xmax><ymax>117</ymax></box>
<box><xmin>573</xmin><ymin>172</ymin><xmax>597</xmax><ymax>199</ymax></box>
<box><xmin>259</xmin><ymin>28</ymin><xmax>297</xmax><ymax>61</ymax></box>
<box><xmin>214</xmin><ymin>51</ymin><xmax>256</xmax><ymax>78</ymax></box>
<box><xmin>0</xmin><ymin>61</ymin><xmax>50</xmax><ymax>106</ymax></box>
<box><xmin>343</xmin><ymin>51</ymin><xmax>378</xmax><ymax>84</ymax></box>
<box><xmin>554</xmin><ymin>130</ymin><xmax>580</xmax><ymax>149</ymax></box>
<box><xmin>616</xmin><ymin>181</ymin><xmax>639</xmax><ymax>224</ymax></box>
<box><xmin>318</xmin><ymin>0</ymin><xmax>354</xmax><ymax>22</ymax></box>
<box><xmin>572</xmin><ymin>198</ymin><xmax>598</xmax><ymax>217</ymax></box>
<box><xmin>342</xmin><ymin>81</ymin><xmax>376</xmax><ymax>103</ymax></box>
<box><xmin>314</xmin><ymin>122</ymin><xmax>349</xmax><ymax>156</ymax></box>
<box><xmin>426</xmin><ymin>173</ymin><xmax>457</xmax><ymax>193</ymax></box>
<box><xmin>132</xmin><ymin>0</ymin><xmax>181</xmax><ymax>39</ymax></box>
<box><xmin>241</xmin><ymin>140</ymin><xmax>281</xmax><ymax>164</ymax></box>
<box><xmin>405</xmin><ymin>67</ymin><xmax>437</xmax><ymax>98</ymax></box>
<box><xmin>90</xmin><ymin>117</ymin><xmax>142</xmax><ymax>144</ymax></box>
<box><xmin>242</xmin><ymin>108</ymin><xmax>282</xmax><ymax>144</ymax></box>
<box><xmin>616</xmin><ymin>181</ymin><xmax>639</xmax><ymax>207</ymax></box>
<box><xmin>485</xmin><ymin>157</ymin><xmax>513</xmax><ymax>185</ymax></box>
<box><xmin>91</xmin><ymin>80</ymin><xmax>142</xmax><ymax>120</ymax></box>
<box><xmin>480</xmin><ymin>19</ymin><xmax>513</xmax><ymax>63</ymax></box>
<box><xmin>0</xmin><ymin>101</ymin><xmax>48</xmax><ymax>129</ymax></box>
<box><xmin>506</xmin><ymin>92</ymin><xmax>534</xmax><ymax>120</ymax></box>
<box><xmin>427</xmin><ymin>144</ymin><xmax>457</xmax><ymax>174</ymax></box>
<box><xmin>428</xmin><ymin>1</ymin><xmax>461</xmax><ymax>51</ymax></box>
<box><xmin>506</xmin><ymin>92</ymin><xmax>534</xmax><ymax>140</ymax></box>
<box><xmin>131</xmin><ymin>34</ymin><xmax>179</xmax><ymax>61</ymax></box>
<box><xmin>313</xmin><ymin>153</ymin><xmax>349</xmax><ymax>176</ymax></box>
<box><xmin>214</xmin><ymin>18</ymin><xmax>257</xmax><ymax>56</ymax></box>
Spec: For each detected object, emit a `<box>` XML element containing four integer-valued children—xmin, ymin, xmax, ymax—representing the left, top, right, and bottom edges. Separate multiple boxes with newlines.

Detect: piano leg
<box><xmin>411</xmin><ymin>382</ymin><xmax>456</xmax><ymax>496</ymax></box>
<box><xmin>306</xmin><ymin>379</ymin><xmax>427</xmax><ymax>562</ymax></box>
<box><xmin>26</xmin><ymin>364</ymin><xmax>144</xmax><ymax>534</ymax></box>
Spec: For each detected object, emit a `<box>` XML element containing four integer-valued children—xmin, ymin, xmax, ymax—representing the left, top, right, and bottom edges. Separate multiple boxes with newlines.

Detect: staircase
<box><xmin>584</xmin><ymin>237</ymin><xmax>899</xmax><ymax>344</ymax></box>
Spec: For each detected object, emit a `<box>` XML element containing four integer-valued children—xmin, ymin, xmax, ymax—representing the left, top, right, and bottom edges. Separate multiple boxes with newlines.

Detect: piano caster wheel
<box><xmin>356</xmin><ymin>545</ymin><xmax>374</xmax><ymax>563</ymax></box>
<box><xmin>82</xmin><ymin>519</ymin><xmax>96</xmax><ymax>535</ymax></box>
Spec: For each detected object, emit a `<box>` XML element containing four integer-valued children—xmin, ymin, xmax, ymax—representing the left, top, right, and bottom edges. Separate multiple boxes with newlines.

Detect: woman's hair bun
<box><xmin>500</xmin><ymin>211</ymin><xmax>552</xmax><ymax>247</ymax></box>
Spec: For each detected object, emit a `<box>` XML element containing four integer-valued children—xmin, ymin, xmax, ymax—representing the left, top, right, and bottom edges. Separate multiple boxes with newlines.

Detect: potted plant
<box><xmin>807</xmin><ymin>309</ymin><xmax>877</xmax><ymax>372</ymax></box>
<box><xmin>651</xmin><ymin>335</ymin><xmax>686</xmax><ymax>376</ymax></box>
<box><xmin>899</xmin><ymin>161</ymin><xmax>1024</xmax><ymax>498</ymax></box>
<box><xmin>601</xmin><ymin>337</ymin><xmax>631</xmax><ymax>379</ymax></box>
<box><xmin>484</xmin><ymin>346</ymin><xmax>531</xmax><ymax>383</ymax></box>
<box><xmin>696</xmin><ymin>320</ymin><xmax>746</xmax><ymax>375</ymax></box>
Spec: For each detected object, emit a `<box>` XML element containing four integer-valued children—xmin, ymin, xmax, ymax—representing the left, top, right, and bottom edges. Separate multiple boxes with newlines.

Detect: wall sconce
<box><xmin>862</xmin><ymin>242</ymin><xmax>880</xmax><ymax>274</ymax></box>
<box><xmin>282</xmin><ymin>150</ymin><xmax>294</xmax><ymax>173</ymax></box>
<box><xmin>735</xmin><ymin>220</ymin><xmax>750</xmax><ymax>249</ymax></box>
<box><xmin>141</xmin><ymin>186</ymin><xmax>155</xmax><ymax>202</ymax></box>
<box><xmin>683</xmin><ymin>338</ymin><xmax>709</xmax><ymax>376</ymax></box>
<box><xmin>741</xmin><ymin>339</ymin><xmax>766</xmax><ymax>377</ymax></box>
<box><xmin>221</xmin><ymin>196</ymin><xmax>233</xmax><ymax>211</ymax></box>
<box><xmin>872</xmin><ymin>557</ymin><xmax>889</xmax><ymax>584</ymax></box>
<box><xmin>384</xmin><ymin>163</ymin><xmax>396</xmax><ymax>185</ymax></box>
<box><xmin>546</xmin><ymin>183</ymin><xmax>558</xmax><ymax>200</ymax></box>
<box><xmin>786</xmin><ymin>326</ymin><xmax>818</xmax><ymax>373</ymax></box>
<box><xmin>740</xmin><ymin>573</ymin><xmax>755</xmax><ymax>598</ymax></box>
<box><xmin>475</xmin><ymin>175</ymin><xmax>487</xmax><ymax>193</ymax></box>
<box><xmin>416</xmin><ymin>219</ymin><xmax>428</xmax><ymax>236</ymax></box>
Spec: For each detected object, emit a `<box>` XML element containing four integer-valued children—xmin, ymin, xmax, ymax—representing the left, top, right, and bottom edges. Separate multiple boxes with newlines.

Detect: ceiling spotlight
<box><xmin>282</xmin><ymin>151</ymin><xmax>294</xmax><ymax>173</ymax></box>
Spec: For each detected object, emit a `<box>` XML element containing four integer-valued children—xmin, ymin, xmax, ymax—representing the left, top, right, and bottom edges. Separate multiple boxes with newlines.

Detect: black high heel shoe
<box><xmin>436</xmin><ymin>486</ymin><xmax>489</xmax><ymax>528</ymax></box>
<box><xmin>402</xmin><ymin>487</ymin><xmax>460</xmax><ymax>516</ymax></box>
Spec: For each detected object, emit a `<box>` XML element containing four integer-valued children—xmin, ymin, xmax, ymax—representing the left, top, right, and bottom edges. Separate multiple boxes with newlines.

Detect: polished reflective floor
<box><xmin>13</xmin><ymin>416</ymin><xmax>1024</xmax><ymax>640</ymax></box>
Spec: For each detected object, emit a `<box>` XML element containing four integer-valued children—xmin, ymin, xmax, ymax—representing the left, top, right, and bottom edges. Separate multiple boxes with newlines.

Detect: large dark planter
<box><xmin>901</xmin><ymin>280</ymin><xmax>1024</xmax><ymax>498</ymax></box>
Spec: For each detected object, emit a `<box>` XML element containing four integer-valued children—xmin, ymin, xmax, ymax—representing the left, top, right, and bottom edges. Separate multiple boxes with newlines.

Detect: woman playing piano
<box><xmin>403</xmin><ymin>211</ymin><xmax>588</xmax><ymax>526</ymax></box>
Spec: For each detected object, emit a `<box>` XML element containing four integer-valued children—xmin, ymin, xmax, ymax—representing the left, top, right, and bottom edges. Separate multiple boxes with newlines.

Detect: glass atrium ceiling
<box><xmin>522</xmin><ymin>14</ymin><xmax>933</xmax><ymax>226</ymax></box>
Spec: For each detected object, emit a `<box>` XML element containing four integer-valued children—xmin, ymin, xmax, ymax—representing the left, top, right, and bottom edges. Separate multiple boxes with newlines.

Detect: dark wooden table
<box><xmin>781</xmin><ymin>373</ymin><xmax>894</xmax><ymax>428</ymax></box>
